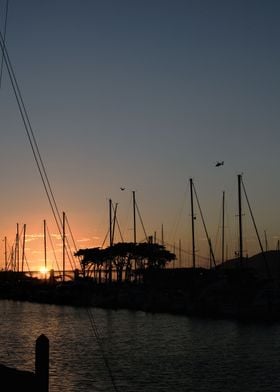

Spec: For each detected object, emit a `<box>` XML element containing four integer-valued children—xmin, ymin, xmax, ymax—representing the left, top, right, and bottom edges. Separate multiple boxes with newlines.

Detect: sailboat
<box><xmin>210</xmin><ymin>174</ymin><xmax>280</xmax><ymax>320</ymax></box>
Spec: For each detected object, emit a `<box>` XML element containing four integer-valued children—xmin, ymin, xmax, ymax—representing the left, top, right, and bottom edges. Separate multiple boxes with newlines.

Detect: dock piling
<box><xmin>35</xmin><ymin>334</ymin><xmax>49</xmax><ymax>392</ymax></box>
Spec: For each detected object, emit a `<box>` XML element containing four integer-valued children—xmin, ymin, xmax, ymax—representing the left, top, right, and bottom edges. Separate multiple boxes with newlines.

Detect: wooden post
<box><xmin>35</xmin><ymin>334</ymin><xmax>49</xmax><ymax>392</ymax></box>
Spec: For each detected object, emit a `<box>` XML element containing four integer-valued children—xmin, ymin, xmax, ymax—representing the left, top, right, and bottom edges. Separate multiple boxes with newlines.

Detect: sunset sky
<box><xmin>0</xmin><ymin>0</ymin><xmax>279</xmax><ymax>271</ymax></box>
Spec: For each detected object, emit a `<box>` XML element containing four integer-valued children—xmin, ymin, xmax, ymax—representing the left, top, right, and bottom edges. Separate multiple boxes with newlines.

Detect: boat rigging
<box><xmin>189</xmin><ymin>178</ymin><xmax>217</xmax><ymax>268</ymax></box>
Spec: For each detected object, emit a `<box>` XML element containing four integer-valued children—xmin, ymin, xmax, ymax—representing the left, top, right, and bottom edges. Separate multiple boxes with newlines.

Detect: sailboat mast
<box><xmin>109</xmin><ymin>198</ymin><xmax>113</xmax><ymax>246</ymax></box>
<box><xmin>264</xmin><ymin>230</ymin><xmax>268</xmax><ymax>252</ymax></box>
<box><xmin>222</xmin><ymin>191</ymin><xmax>225</xmax><ymax>264</ymax></box>
<box><xmin>132</xmin><ymin>190</ymin><xmax>136</xmax><ymax>243</ymax></box>
<box><xmin>112</xmin><ymin>202</ymin><xmax>118</xmax><ymax>245</ymax></box>
<box><xmin>179</xmin><ymin>239</ymin><xmax>182</xmax><ymax>268</ymax></box>
<box><xmin>16</xmin><ymin>223</ymin><xmax>19</xmax><ymax>272</ymax></box>
<box><xmin>21</xmin><ymin>223</ymin><xmax>26</xmax><ymax>272</ymax></box>
<box><xmin>62</xmin><ymin>211</ymin><xmax>65</xmax><ymax>281</ymax></box>
<box><xmin>4</xmin><ymin>236</ymin><xmax>7</xmax><ymax>271</ymax></box>
<box><xmin>238</xmin><ymin>174</ymin><xmax>243</xmax><ymax>265</ymax></box>
<box><xmin>190</xmin><ymin>178</ymin><xmax>196</xmax><ymax>269</ymax></box>
<box><xmin>209</xmin><ymin>239</ymin><xmax>212</xmax><ymax>269</ymax></box>
<box><xmin>44</xmin><ymin>219</ymin><xmax>47</xmax><ymax>271</ymax></box>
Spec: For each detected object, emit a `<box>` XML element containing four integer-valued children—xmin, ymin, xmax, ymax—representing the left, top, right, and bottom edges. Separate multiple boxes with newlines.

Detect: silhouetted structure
<box><xmin>0</xmin><ymin>334</ymin><xmax>49</xmax><ymax>392</ymax></box>
<box><xmin>75</xmin><ymin>242</ymin><xmax>176</xmax><ymax>283</ymax></box>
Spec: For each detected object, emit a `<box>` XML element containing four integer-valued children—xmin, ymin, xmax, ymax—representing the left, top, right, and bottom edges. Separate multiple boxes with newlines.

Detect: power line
<box><xmin>0</xmin><ymin>31</ymin><xmax>76</xmax><ymax>272</ymax></box>
<box><xmin>0</xmin><ymin>0</ymin><xmax>9</xmax><ymax>88</ymax></box>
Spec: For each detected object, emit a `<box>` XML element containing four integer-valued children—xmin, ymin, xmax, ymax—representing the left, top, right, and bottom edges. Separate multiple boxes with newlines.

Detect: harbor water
<box><xmin>0</xmin><ymin>300</ymin><xmax>280</xmax><ymax>392</ymax></box>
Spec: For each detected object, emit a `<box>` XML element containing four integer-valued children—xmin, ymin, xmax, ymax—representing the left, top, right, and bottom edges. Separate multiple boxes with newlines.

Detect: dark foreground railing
<box><xmin>0</xmin><ymin>334</ymin><xmax>49</xmax><ymax>392</ymax></box>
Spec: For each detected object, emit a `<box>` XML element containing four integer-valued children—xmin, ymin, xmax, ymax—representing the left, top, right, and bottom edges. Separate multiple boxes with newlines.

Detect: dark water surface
<box><xmin>0</xmin><ymin>300</ymin><xmax>279</xmax><ymax>391</ymax></box>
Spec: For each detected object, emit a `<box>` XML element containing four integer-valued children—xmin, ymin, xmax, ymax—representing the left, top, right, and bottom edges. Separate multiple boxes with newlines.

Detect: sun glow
<box><xmin>39</xmin><ymin>266</ymin><xmax>49</xmax><ymax>275</ymax></box>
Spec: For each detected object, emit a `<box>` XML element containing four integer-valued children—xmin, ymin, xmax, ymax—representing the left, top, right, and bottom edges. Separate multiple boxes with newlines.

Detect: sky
<box><xmin>0</xmin><ymin>0</ymin><xmax>280</xmax><ymax>271</ymax></box>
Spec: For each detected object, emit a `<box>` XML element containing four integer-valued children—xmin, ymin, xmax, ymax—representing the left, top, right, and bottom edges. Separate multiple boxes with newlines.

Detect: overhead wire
<box><xmin>135</xmin><ymin>200</ymin><xmax>148</xmax><ymax>242</ymax></box>
<box><xmin>1</xmin><ymin>24</ymin><xmax>121</xmax><ymax>391</ymax></box>
<box><xmin>110</xmin><ymin>202</ymin><xmax>124</xmax><ymax>243</ymax></box>
<box><xmin>0</xmin><ymin>31</ymin><xmax>77</xmax><ymax>273</ymax></box>
<box><xmin>0</xmin><ymin>0</ymin><xmax>9</xmax><ymax>89</ymax></box>
<box><xmin>47</xmin><ymin>225</ymin><xmax>61</xmax><ymax>272</ymax></box>
<box><xmin>192</xmin><ymin>182</ymin><xmax>216</xmax><ymax>267</ymax></box>
<box><xmin>101</xmin><ymin>227</ymin><xmax>109</xmax><ymax>248</ymax></box>
<box><xmin>65</xmin><ymin>214</ymin><xmax>78</xmax><ymax>269</ymax></box>
<box><xmin>0</xmin><ymin>31</ymin><xmax>62</xmax><ymax>229</ymax></box>
<box><xmin>87</xmin><ymin>308</ymin><xmax>120</xmax><ymax>392</ymax></box>
<box><xmin>241</xmin><ymin>177</ymin><xmax>271</xmax><ymax>279</ymax></box>
<box><xmin>169</xmin><ymin>186</ymin><xmax>188</xmax><ymax>246</ymax></box>
<box><xmin>115</xmin><ymin>214</ymin><xmax>124</xmax><ymax>243</ymax></box>
<box><xmin>213</xmin><ymin>192</ymin><xmax>224</xmax><ymax>263</ymax></box>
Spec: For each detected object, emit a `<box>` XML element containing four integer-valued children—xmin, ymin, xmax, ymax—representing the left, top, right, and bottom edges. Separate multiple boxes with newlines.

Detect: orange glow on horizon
<box><xmin>39</xmin><ymin>266</ymin><xmax>49</xmax><ymax>275</ymax></box>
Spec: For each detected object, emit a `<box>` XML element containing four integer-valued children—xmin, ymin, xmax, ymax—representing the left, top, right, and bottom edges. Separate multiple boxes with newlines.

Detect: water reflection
<box><xmin>0</xmin><ymin>301</ymin><xmax>280</xmax><ymax>391</ymax></box>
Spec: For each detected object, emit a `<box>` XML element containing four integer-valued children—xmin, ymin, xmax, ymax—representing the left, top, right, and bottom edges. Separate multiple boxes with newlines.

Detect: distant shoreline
<box><xmin>1</xmin><ymin>265</ymin><xmax>280</xmax><ymax>324</ymax></box>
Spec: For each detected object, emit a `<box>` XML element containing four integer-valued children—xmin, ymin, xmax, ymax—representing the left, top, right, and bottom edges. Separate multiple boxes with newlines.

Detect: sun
<box><xmin>39</xmin><ymin>266</ymin><xmax>49</xmax><ymax>275</ymax></box>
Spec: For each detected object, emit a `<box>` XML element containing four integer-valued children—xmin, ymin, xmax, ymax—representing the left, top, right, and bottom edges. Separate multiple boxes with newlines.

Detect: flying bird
<box><xmin>120</xmin><ymin>187</ymin><xmax>125</xmax><ymax>191</ymax></box>
<box><xmin>215</xmin><ymin>161</ymin><xmax>224</xmax><ymax>167</ymax></box>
